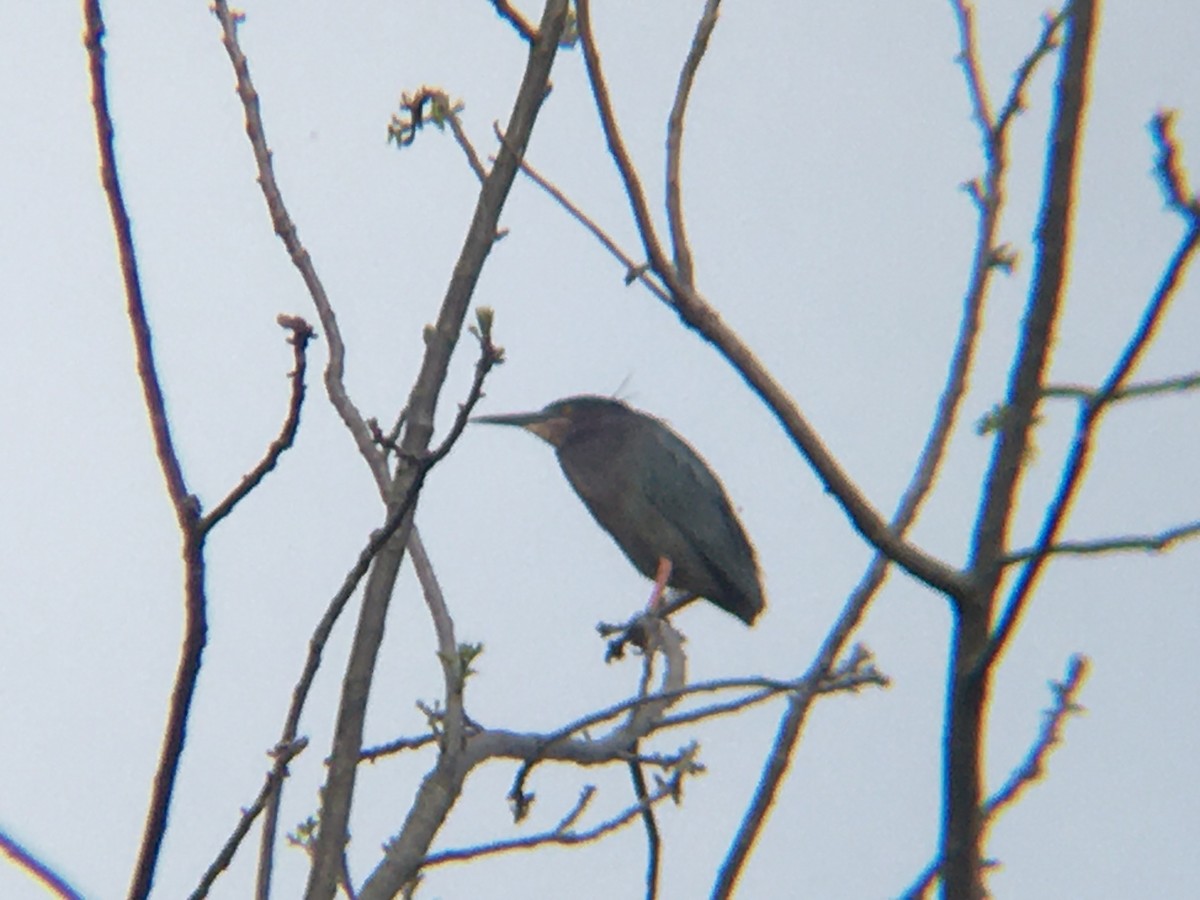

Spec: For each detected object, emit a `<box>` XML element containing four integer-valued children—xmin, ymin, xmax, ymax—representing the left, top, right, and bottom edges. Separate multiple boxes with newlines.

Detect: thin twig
<box><xmin>1004</xmin><ymin>520</ymin><xmax>1200</xmax><ymax>563</ymax></box>
<box><xmin>1042</xmin><ymin>370</ymin><xmax>1200</xmax><ymax>403</ymax></box>
<box><xmin>496</xmin><ymin>123</ymin><xmax>671</xmax><ymax>301</ymax></box>
<box><xmin>389</xmin><ymin>87</ymin><xmax>486</xmax><ymax>181</ymax></box>
<box><xmin>447</xmin><ymin>112</ymin><xmax>488</xmax><ymax>182</ymax></box>
<box><xmin>365</xmin><ymin>670</ymin><xmax>816</xmax><ymax>770</ymax></box>
<box><xmin>665</xmin><ymin>0</ymin><xmax>722</xmax><ymax>288</ymax></box>
<box><xmin>899</xmin><ymin>656</ymin><xmax>1089</xmax><ymax>899</ymax></box>
<box><xmin>408</xmin><ymin>527</ymin><xmax>466</xmax><ymax>754</ymax></box>
<box><xmin>188</xmin><ymin>738</ymin><xmax>309</xmax><ymax>900</ymax></box>
<box><xmin>1151</xmin><ymin>110</ymin><xmax>1200</xmax><ymax>216</ymax></box>
<box><xmin>361</xmin><ymin>732</ymin><xmax>439</xmax><ymax>762</ymax></box>
<box><xmin>84</xmin><ymin>4</ymin><xmax>192</xmax><ymax>519</ymax></box>
<box><xmin>994</xmin><ymin>9</ymin><xmax>1070</xmax><ymax>139</ymax></box>
<box><xmin>949</xmin><ymin>1</ymin><xmax>994</xmax><ymax>137</ymax></box>
<box><xmin>628</xmin><ymin>752</ymin><xmax>660</xmax><ymax>900</ymax></box>
<box><xmin>420</xmin><ymin>780</ymin><xmax>677</xmax><ymax>868</ymax></box>
<box><xmin>986</xmin><ymin>656</ymin><xmax>1089</xmax><ymax>820</ymax></box>
<box><xmin>203</xmin><ymin>316</ymin><xmax>315</xmax><ymax>531</ymax></box>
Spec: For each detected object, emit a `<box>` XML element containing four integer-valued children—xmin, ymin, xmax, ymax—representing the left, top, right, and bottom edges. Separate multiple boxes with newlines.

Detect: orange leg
<box><xmin>647</xmin><ymin>556</ymin><xmax>673</xmax><ymax>610</ymax></box>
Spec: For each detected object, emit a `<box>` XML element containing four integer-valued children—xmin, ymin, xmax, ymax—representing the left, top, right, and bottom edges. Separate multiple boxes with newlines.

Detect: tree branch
<box><xmin>947</xmin><ymin>4</ymin><xmax>1097</xmax><ymax>897</ymax></box>
<box><xmin>496</xmin><ymin>123</ymin><xmax>671</xmax><ymax>301</ymax></box>
<box><xmin>900</xmin><ymin>656</ymin><xmax>1088</xmax><ymax>899</ymax></box>
<box><xmin>488</xmin><ymin>0</ymin><xmax>536</xmax><ymax>43</ymax></box>
<box><xmin>0</xmin><ymin>827</ymin><xmax>84</xmax><ymax>900</ymax></box>
<box><xmin>202</xmin><ymin>316</ymin><xmax>315</xmax><ymax>532</ymax></box>
<box><xmin>709</xmin><ymin>0</ymin><xmax>1056</xmax><ymax>885</ymax></box>
<box><xmin>1004</xmin><ymin>520</ymin><xmax>1200</xmax><ymax>563</ymax></box>
<box><xmin>189</xmin><ymin>738</ymin><xmax>309</xmax><ymax>900</ymax></box>
<box><xmin>1042</xmin><ymin>370</ymin><xmax>1200</xmax><ymax>403</ymax></box>
<box><xmin>575</xmin><ymin>0</ymin><xmax>968</xmax><ymax>601</ymax></box>
<box><xmin>211</xmin><ymin>0</ymin><xmax>389</xmax><ymax>490</ymax></box>
<box><xmin>627</xmin><ymin>749</ymin><xmax>661</xmax><ymax>900</ymax></box>
<box><xmin>356</xmin><ymin>614</ymin><xmax>684</xmax><ymax>898</ymax></box>
<box><xmin>307</xmin><ymin>5</ymin><xmax>572</xmax><ymax>897</ymax></box>
<box><xmin>1151</xmin><ymin>110</ymin><xmax>1200</xmax><ymax>216</ymax></box>
<box><xmin>84</xmin><ymin>6</ymin><xmax>213</xmax><ymax>896</ymax></box>
<box><xmin>984</xmin><ymin>121</ymin><xmax>1200</xmax><ymax>672</ymax></box>
<box><xmin>985</xmin><ymin>655</ymin><xmax>1089</xmax><ymax>822</ymax></box>
<box><xmin>665</xmin><ymin>0</ymin><xmax>722</xmax><ymax>288</ymax></box>
<box><xmin>420</xmin><ymin>778</ymin><xmax>678</xmax><ymax>868</ymax></box>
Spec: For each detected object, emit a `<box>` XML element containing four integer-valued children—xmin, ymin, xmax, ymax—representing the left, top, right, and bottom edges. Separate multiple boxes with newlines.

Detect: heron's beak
<box><xmin>473</xmin><ymin>411</ymin><xmax>566</xmax><ymax>446</ymax></box>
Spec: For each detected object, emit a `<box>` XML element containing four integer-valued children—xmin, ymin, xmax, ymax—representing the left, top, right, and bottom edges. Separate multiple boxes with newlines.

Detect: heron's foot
<box><xmin>597</xmin><ymin>611</ymin><xmax>655</xmax><ymax>661</ymax></box>
<box><xmin>597</xmin><ymin>605</ymin><xmax>688</xmax><ymax>662</ymax></box>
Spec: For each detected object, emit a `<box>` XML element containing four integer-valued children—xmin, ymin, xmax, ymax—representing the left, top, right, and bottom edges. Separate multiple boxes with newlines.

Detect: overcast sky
<box><xmin>2</xmin><ymin>2</ymin><xmax>1197</xmax><ymax>898</ymax></box>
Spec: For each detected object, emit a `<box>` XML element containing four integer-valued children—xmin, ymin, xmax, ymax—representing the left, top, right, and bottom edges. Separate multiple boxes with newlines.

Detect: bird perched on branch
<box><xmin>475</xmin><ymin>395</ymin><xmax>764</xmax><ymax>625</ymax></box>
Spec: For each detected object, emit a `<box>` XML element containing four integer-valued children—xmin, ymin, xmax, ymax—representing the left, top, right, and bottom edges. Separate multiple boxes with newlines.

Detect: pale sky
<box><xmin>2</xmin><ymin>2</ymin><xmax>1197</xmax><ymax>898</ymax></box>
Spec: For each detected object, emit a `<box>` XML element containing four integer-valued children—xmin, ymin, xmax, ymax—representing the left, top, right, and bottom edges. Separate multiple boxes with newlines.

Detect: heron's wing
<box><xmin>640</xmin><ymin>426</ymin><xmax>763</xmax><ymax>619</ymax></box>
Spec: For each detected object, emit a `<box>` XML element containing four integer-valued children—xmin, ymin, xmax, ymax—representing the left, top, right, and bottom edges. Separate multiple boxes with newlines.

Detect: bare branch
<box><xmin>711</xmin><ymin>2</ymin><xmax>1044</xmax><ymax>884</ymax></box>
<box><xmin>210</xmin><ymin>0</ymin><xmax>388</xmax><ymax>490</ymax></box>
<box><xmin>189</xmin><ymin>738</ymin><xmax>309</xmax><ymax>900</ymax></box>
<box><xmin>408</xmin><ymin>527</ymin><xmax>467</xmax><ymax>752</ymax></box>
<box><xmin>1043</xmin><ymin>370</ymin><xmax>1200</xmax><ymax>403</ymax></box>
<box><xmin>986</xmin><ymin>656</ymin><xmax>1089</xmax><ymax>820</ymax></box>
<box><xmin>249</xmin><ymin>322</ymin><xmax>500</xmax><ymax>894</ymax></box>
<box><xmin>361</xmin><ymin>733</ymin><xmax>439</xmax><ymax>762</ymax></box>
<box><xmin>357</xmin><ymin>613</ymin><xmax>684</xmax><ymax>898</ymax></box>
<box><xmin>900</xmin><ymin>656</ymin><xmax>1089</xmax><ymax>899</ymax></box>
<box><xmin>627</xmin><ymin>752</ymin><xmax>661</xmax><ymax>900</ymax></box>
<box><xmin>84</xmin><ymin>0</ymin><xmax>193</xmax><ymax>523</ymax></box>
<box><xmin>575</xmin><ymin>0</ymin><xmax>673</xmax><ymax>285</ymax></box>
<box><xmin>489</xmin><ymin>0</ymin><xmax>536</xmax><ymax>43</ymax></box>
<box><xmin>575</xmin><ymin>0</ymin><xmax>968</xmax><ymax>601</ymax></box>
<box><xmin>503</xmin><ymin>619</ymin><xmax>688</xmax><ymax>821</ymax></box>
<box><xmin>203</xmin><ymin>316</ymin><xmax>315</xmax><ymax>532</ymax></box>
<box><xmin>967</xmin><ymin>0</ymin><xmax>1093</xmax><ymax>600</ymax></box>
<box><xmin>1151</xmin><ymin>111</ymin><xmax>1200</xmax><ymax>218</ymax></box>
<box><xmin>320</xmin><ymin>7</ymin><xmax>571</xmax><ymax>896</ymax></box>
<box><xmin>1005</xmin><ymin>520</ymin><xmax>1200</xmax><ymax>563</ymax></box>
<box><xmin>665</xmin><ymin>0</ymin><xmax>722</xmax><ymax>288</ymax></box>
<box><xmin>84</xmin><ymin>6</ymin><xmax>212</xmax><ymax>895</ymax></box>
<box><xmin>947</xmin><ymin>5</ymin><xmax>1098</xmax><ymax>895</ymax></box>
<box><xmin>948</xmin><ymin>1</ymin><xmax>995</xmax><ymax>137</ymax></box>
<box><xmin>496</xmin><ymin>122</ymin><xmax>671</xmax><ymax>301</ymax></box>
<box><xmin>421</xmin><ymin>779</ymin><xmax>678</xmax><ymax>868</ymax></box>
<box><xmin>256</xmin><ymin>469</ymin><xmax>429</xmax><ymax>897</ymax></box>
<box><xmin>447</xmin><ymin>113</ymin><xmax>489</xmax><ymax>182</ymax></box>
<box><xmin>502</xmin><ymin>667</ymin><xmax>804</xmax><ymax>754</ymax></box>
<box><xmin>0</xmin><ymin>827</ymin><xmax>84</xmax><ymax>900</ymax></box>
<box><xmin>994</xmin><ymin>10</ymin><xmax>1069</xmax><ymax>139</ymax></box>
<box><xmin>985</xmin><ymin>146</ymin><xmax>1200</xmax><ymax>672</ymax></box>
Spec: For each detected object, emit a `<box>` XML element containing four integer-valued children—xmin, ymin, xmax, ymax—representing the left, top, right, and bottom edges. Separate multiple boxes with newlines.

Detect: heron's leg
<box><xmin>646</xmin><ymin>556</ymin><xmax>673</xmax><ymax>609</ymax></box>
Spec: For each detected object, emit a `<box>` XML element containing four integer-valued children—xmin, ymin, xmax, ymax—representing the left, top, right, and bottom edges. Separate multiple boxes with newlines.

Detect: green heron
<box><xmin>475</xmin><ymin>395</ymin><xmax>764</xmax><ymax>625</ymax></box>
